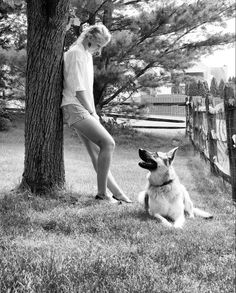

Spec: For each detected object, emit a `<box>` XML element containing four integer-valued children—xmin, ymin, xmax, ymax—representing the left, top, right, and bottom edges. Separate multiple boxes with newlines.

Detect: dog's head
<box><xmin>138</xmin><ymin>147</ymin><xmax>178</xmax><ymax>185</ymax></box>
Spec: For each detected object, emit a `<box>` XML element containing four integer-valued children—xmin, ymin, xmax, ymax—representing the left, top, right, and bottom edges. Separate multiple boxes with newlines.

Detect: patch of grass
<box><xmin>0</xmin><ymin>117</ymin><xmax>235</xmax><ymax>292</ymax></box>
<box><xmin>0</xmin><ymin>192</ymin><xmax>31</xmax><ymax>235</ymax></box>
<box><xmin>186</xmin><ymin>154</ymin><xmax>234</xmax><ymax>213</ymax></box>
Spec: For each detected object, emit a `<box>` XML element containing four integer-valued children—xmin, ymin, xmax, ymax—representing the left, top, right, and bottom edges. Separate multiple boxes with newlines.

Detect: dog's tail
<box><xmin>138</xmin><ymin>191</ymin><xmax>149</xmax><ymax>211</ymax></box>
<box><xmin>193</xmin><ymin>208</ymin><xmax>213</xmax><ymax>219</ymax></box>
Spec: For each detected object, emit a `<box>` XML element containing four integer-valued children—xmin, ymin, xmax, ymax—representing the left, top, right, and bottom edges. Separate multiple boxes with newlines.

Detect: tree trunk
<box><xmin>21</xmin><ymin>0</ymin><xmax>69</xmax><ymax>193</ymax></box>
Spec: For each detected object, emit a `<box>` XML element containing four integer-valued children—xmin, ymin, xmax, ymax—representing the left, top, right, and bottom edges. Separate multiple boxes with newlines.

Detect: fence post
<box><xmin>186</xmin><ymin>96</ymin><xmax>193</xmax><ymax>139</ymax></box>
<box><xmin>192</xmin><ymin>98</ymin><xmax>198</xmax><ymax>147</ymax></box>
<box><xmin>198</xmin><ymin>97</ymin><xmax>204</xmax><ymax>153</ymax></box>
<box><xmin>224</xmin><ymin>86</ymin><xmax>236</xmax><ymax>201</ymax></box>
<box><xmin>205</xmin><ymin>94</ymin><xmax>217</xmax><ymax>175</ymax></box>
<box><xmin>185</xmin><ymin>96</ymin><xmax>189</xmax><ymax>137</ymax></box>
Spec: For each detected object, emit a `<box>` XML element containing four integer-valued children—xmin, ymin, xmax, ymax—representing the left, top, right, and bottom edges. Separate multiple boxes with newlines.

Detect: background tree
<box><xmin>0</xmin><ymin>0</ymin><xmax>26</xmax><ymax>128</ymax></box>
<box><xmin>185</xmin><ymin>83</ymin><xmax>189</xmax><ymax>96</ymax></box>
<box><xmin>67</xmin><ymin>0</ymin><xmax>235</xmax><ymax>113</ymax></box>
<box><xmin>203</xmin><ymin>80</ymin><xmax>210</xmax><ymax>94</ymax></box>
<box><xmin>218</xmin><ymin>78</ymin><xmax>225</xmax><ymax>98</ymax></box>
<box><xmin>171</xmin><ymin>72</ymin><xmax>183</xmax><ymax>94</ymax></box>
<box><xmin>210</xmin><ymin>77</ymin><xmax>219</xmax><ymax>97</ymax></box>
<box><xmin>19</xmin><ymin>0</ymin><xmax>70</xmax><ymax>193</ymax></box>
<box><xmin>198</xmin><ymin>80</ymin><xmax>207</xmax><ymax>97</ymax></box>
<box><xmin>228</xmin><ymin>76</ymin><xmax>236</xmax><ymax>84</ymax></box>
<box><xmin>188</xmin><ymin>80</ymin><xmax>199</xmax><ymax>96</ymax></box>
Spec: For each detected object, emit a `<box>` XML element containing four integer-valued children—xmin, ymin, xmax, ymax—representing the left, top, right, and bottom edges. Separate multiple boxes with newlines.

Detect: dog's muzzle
<box><xmin>138</xmin><ymin>148</ymin><xmax>157</xmax><ymax>170</ymax></box>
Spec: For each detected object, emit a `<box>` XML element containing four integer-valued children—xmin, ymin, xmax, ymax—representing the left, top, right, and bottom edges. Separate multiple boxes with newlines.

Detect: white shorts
<box><xmin>62</xmin><ymin>104</ymin><xmax>92</xmax><ymax>127</ymax></box>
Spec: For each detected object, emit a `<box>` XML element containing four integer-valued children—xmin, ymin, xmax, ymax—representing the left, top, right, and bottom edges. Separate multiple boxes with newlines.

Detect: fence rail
<box><xmin>105</xmin><ymin>113</ymin><xmax>185</xmax><ymax>123</ymax></box>
<box><xmin>186</xmin><ymin>86</ymin><xmax>236</xmax><ymax>201</ymax></box>
<box><xmin>4</xmin><ymin>107</ymin><xmax>25</xmax><ymax>113</ymax></box>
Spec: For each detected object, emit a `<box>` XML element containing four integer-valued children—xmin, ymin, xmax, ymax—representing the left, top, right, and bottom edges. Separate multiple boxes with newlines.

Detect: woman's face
<box><xmin>87</xmin><ymin>36</ymin><xmax>105</xmax><ymax>56</ymax></box>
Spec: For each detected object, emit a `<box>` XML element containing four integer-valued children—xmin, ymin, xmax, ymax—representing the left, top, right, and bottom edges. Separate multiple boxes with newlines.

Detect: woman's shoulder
<box><xmin>65</xmin><ymin>44</ymin><xmax>85</xmax><ymax>60</ymax></box>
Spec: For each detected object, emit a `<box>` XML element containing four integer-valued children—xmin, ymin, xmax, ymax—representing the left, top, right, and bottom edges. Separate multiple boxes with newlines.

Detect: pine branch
<box><xmin>101</xmin><ymin>29</ymin><xmax>234</xmax><ymax>107</ymax></box>
<box><xmin>101</xmin><ymin>61</ymin><xmax>155</xmax><ymax>106</ymax></box>
<box><xmin>80</xmin><ymin>0</ymin><xmax>111</xmax><ymax>25</ymax></box>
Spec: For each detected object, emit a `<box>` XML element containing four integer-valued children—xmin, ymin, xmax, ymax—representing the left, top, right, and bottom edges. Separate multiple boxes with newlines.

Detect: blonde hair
<box><xmin>72</xmin><ymin>24</ymin><xmax>111</xmax><ymax>48</ymax></box>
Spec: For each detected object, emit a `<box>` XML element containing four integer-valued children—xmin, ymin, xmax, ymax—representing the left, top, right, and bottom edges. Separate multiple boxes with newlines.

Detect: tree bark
<box><xmin>21</xmin><ymin>0</ymin><xmax>69</xmax><ymax>193</ymax></box>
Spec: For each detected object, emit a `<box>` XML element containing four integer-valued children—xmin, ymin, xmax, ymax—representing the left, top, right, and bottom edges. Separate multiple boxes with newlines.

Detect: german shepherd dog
<box><xmin>138</xmin><ymin>147</ymin><xmax>213</xmax><ymax>229</ymax></box>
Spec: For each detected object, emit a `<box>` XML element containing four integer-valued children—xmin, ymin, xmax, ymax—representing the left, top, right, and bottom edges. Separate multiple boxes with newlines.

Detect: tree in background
<box><xmin>198</xmin><ymin>80</ymin><xmax>207</xmax><ymax>97</ymax></box>
<box><xmin>228</xmin><ymin>76</ymin><xmax>236</xmax><ymax>83</ymax></box>
<box><xmin>66</xmin><ymin>0</ymin><xmax>235</xmax><ymax>113</ymax></box>
<box><xmin>0</xmin><ymin>0</ymin><xmax>26</xmax><ymax>127</ymax></box>
<box><xmin>185</xmin><ymin>79</ymin><xmax>209</xmax><ymax>97</ymax></box>
<box><xmin>218</xmin><ymin>78</ymin><xmax>225</xmax><ymax>98</ymax></box>
<box><xmin>188</xmin><ymin>80</ymin><xmax>199</xmax><ymax>96</ymax></box>
<box><xmin>210</xmin><ymin>77</ymin><xmax>219</xmax><ymax>97</ymax></box>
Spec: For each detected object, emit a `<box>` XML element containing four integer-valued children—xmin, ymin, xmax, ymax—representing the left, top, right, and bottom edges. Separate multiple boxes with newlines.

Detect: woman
<box><xmin>61</xmin><ymin>24</ymin><xmax>132</xmax><ymax>204</ymax></box>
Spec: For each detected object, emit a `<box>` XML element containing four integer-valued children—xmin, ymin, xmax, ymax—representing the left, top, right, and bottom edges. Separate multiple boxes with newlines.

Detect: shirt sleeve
<box><xmin>63</xmin><ymin>49</ymin><xmax>86</xmax><ymax>93</ymax></box>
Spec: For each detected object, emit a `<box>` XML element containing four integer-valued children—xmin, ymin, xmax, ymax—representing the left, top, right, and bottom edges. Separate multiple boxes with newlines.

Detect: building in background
<box><xmin>185</xmin><ymin>62</ymin><xmax>228</xmax><ymax>84</ymax></box>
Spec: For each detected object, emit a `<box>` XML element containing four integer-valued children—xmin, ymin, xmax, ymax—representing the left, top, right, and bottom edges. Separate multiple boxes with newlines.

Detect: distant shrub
<box><xmin>101</xmin><ymin>117</ymin><xmax>137</xmax><ymax>137</ymax></box>
<box><xmin>0</xmin><ymin>100</ymin><xmax>12</xmax><ymax>131</ymax></box>
<box><xmin>0</xmin><ymin>116</ymin><xmax>12</xmax><ymax>131</ymax></box>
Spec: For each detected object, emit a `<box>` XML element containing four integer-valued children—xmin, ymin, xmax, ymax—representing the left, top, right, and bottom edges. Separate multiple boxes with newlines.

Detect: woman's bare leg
<box><xmin>79</xmin><ymin>133</ymin><xmax>132</xmax><ymax>202</ymax></box>
<box><xmin>72</xmin><ymin>116</ymin><xmax>115</xmax><ymax>198</ymax></box>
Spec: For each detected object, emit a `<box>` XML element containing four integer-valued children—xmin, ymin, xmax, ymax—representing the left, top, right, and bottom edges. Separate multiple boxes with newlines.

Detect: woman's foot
<box><xmin>112</xmin><ymin>194</ymin><xmax>132</xmax><ymax>203</ymax></box>
<box><xmin>95</xmin><ymin>193</ymin><xmax>121</xmax><ymax>204</ymax></box>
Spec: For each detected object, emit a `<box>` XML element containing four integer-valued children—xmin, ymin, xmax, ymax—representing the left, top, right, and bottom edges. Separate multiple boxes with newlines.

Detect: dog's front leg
<box><xmin>182</xmin><ymin>186</ymin><xmax>194</xmax><ymax>218</ymax></box>
<box><xmin>138</xmin><ymin>191</ymin><xmax>149</xmax><ymax>212</ymax></box>
<box><xmin>173</xmin><ymin>215</ymin><xmax>185</xmax><ymax>229</ymax></box>
<box><xmin>152</xmin><ymin>213</ymin><xmax>173</xmax><ymax>228</ymax></box>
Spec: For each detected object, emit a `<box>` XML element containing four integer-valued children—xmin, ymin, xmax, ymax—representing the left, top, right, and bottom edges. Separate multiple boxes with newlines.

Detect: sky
<box><xmin>200</xmin><ymin>18</ymin><xmax>235</xmax><ymax>78</ymax></box>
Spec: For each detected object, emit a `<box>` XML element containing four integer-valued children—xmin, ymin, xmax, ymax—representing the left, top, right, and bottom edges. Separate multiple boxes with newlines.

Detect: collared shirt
<box><xmin>61</xmin><ymin>42</ymin><xmax>95</xmax><ymax>113</ymax></box>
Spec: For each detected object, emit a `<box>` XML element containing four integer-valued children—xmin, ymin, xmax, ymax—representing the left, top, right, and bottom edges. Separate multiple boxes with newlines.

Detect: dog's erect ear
<box><xmin>167</xmin><ymin>147</ymin><xmax>178</xmax><ymax>164</ymax></box>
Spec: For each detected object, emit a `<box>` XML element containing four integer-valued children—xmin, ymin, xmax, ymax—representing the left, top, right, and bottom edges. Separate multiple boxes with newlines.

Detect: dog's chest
<box><xmin>147</xmin><ymin>184</ymin><xmax>184</xmax><ymax>217</ymax></box>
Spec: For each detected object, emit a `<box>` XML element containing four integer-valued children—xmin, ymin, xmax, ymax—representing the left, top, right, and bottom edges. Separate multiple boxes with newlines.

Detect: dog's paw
<box><xmin>173</xmin><ymin>217</ymin><xmax>185</xmax><ymax>229</ymax></box>
<box><xmin>138</xmin><ymin>191</ymin><xmax>147</xmax><ymax>205</ymax></box>
<box><xmin>173</xmin><ymin>223</ymin><xmax>184</xmax><ymax>229</ymax></box>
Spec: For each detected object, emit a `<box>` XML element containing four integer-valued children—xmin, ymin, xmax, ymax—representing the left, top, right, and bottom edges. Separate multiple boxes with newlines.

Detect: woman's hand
<box><xmin>91</xmin><ymin>112</ymin><xmax>100</xmax><ymax>121</ymax></box>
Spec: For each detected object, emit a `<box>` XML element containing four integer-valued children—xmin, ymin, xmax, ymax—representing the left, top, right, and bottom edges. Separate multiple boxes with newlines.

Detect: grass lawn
<box><xmin>0</xmin><ymin>117</ymin><xmax>235</xmax><ymax>293</ymax></box>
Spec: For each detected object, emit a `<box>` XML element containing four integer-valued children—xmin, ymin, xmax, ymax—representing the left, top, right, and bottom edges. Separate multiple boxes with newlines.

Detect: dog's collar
<box><xmin>150</xmin><ymin>179</ymin><xmax>174</xmax><ymax>188</ymax></box>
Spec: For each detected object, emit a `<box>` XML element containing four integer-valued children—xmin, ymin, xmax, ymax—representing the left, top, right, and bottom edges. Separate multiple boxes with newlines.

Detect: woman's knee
<box><xmin>100</xmin><ymin>137</ymin><xmax>115</xmax><ymax>151</ymax></box>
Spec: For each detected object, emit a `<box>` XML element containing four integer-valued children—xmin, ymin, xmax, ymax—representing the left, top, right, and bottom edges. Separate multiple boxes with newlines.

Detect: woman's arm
<box><xmin>76</xmin><ymin>91</ymin><xmax>94</xmax><ymax>114</ymax></box>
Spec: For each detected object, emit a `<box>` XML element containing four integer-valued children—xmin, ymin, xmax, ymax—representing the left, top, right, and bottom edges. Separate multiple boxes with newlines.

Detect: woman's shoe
<box><xmin>112</xmin><ymin>194</ymin><xmax>132</xmax><ymax>203</ymax></box>
<box><xmin>95</xmin><ymin>193</ymin><xmax>121</xmax><ymax>204</ymax></box>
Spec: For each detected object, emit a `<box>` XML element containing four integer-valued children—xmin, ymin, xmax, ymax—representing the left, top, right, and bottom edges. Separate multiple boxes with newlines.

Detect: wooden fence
<box><xmin>186</xmin><ymin>86</ymin><xmax>236</xmax><ymax>201</ymax></box>
<box><xmin>106</xmin><ymin>98</ymin><xmax>187</xmax><ymax>129</ymax></box>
